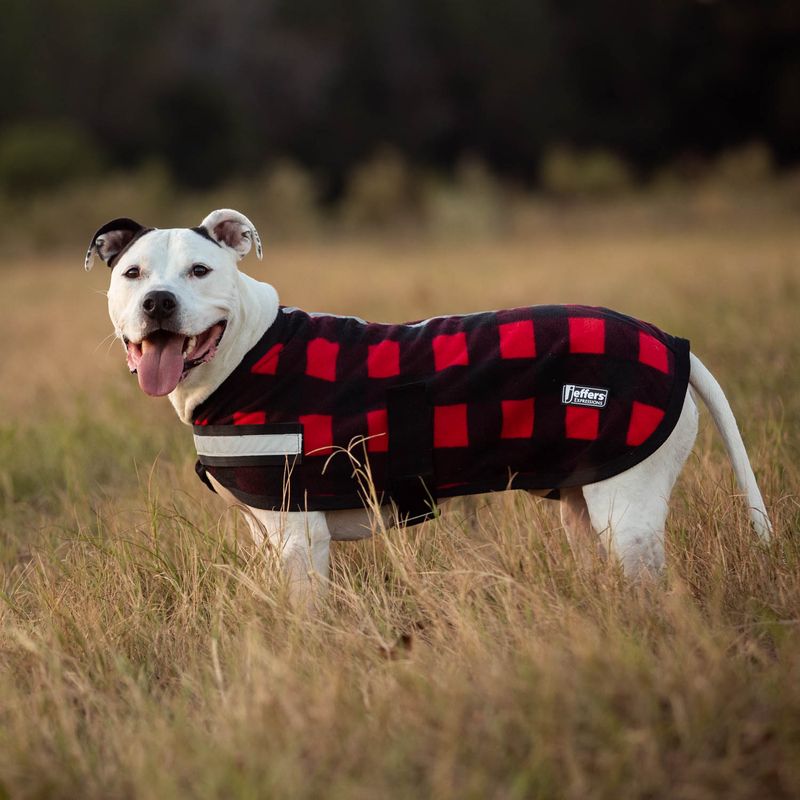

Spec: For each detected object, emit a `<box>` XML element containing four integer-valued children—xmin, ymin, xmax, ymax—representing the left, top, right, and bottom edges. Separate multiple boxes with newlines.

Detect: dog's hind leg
<box><xmin>581</xmin><ymin>391</ymin><xmax>699</xmax><ymax>577</ymax></box>
<box><xmin>559</xmin><ymin>487</ymin><xmax>606</xmax><ymax>567</ymax></box>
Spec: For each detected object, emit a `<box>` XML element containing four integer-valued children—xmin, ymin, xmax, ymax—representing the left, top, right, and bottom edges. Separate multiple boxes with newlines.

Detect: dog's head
<box><xmin>86</xmin><ymin>209</ymin><xmax>263</xmax><ymax>397</ymax></box>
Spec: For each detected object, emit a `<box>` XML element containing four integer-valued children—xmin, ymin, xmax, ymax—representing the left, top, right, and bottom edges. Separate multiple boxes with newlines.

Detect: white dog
<box><xmin>86</xmin><ymin>209</ymin><xmax>771</xmax><ymax>601</ymax></box>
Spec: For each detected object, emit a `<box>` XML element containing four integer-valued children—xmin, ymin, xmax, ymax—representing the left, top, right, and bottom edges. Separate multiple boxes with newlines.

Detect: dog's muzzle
<box><xmin>125</xmin><ymin>320</ymin><xmax>227</xmax><ymax>397</ymax></box>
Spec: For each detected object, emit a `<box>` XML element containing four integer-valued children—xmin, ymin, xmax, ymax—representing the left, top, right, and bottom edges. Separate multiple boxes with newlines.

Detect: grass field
<box><xmin>1</xmin><ymin>206</ymin><xmax>799</xmax><ymax>798</ymax></box>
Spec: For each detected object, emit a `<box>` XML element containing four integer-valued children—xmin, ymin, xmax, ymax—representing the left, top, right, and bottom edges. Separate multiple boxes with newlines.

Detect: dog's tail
<box><xmin>688</xmin><ymin>353</ymin><xmax>772</xmax><ymax>538</ymax></box>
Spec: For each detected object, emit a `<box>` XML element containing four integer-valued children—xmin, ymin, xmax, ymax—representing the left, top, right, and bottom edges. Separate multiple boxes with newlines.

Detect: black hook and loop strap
<box><xmin>386</xmin><ymin>382</ymin><xmax>436</xmax><ymax>523</ymax></box>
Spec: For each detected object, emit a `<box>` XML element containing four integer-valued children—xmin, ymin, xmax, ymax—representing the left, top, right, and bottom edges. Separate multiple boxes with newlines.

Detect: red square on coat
<box><xmin>251</xmin><ymin>343</ymin><xmax>284</xmax><ymax>375</ymax></box>
<box><xmin>569</xmin><ymin>317</ymin><xmax>605</xmax><ymax>354</ymax></box>
<box><xmin>501</xmin><ymin>399</ymin><xmax>535</xmax><ymax>439</ymax></box>
<box><xmin>299</xmin><ymin>414</ymin><xmax>334</xmax><ymax>455</ymax></box>
<box><xmin>626</xmin><ymin>401</ymin><xmax>665</xmax><ymax>446</ymax></box>
<box><xmin>499</xmin><ymin>320</ymin><xmax>536</xmax><ymax>359</ymax></box>
<box><xmin>434</xmin><ymin>404</ymin><xmax>469</xmax><ymax>447</ymax></box>
<box><xmin>366</xmin><ymin>409</ymin><xmax>389</xmax><ymax>452</ymax></box>
<box><xmin>306</xmin><ymin>338</ymin><xmax>339</xmax><ymax>381</ymax></box>
<box><xmin>433</xmin><ymin>333</ymin><xmax>469</xmax><ymax>371</ymax></box>
<box><xmin>233</xmin><ymin>411</ymin><xmax>266</xmax><ymax>425</ymax></box>
<box><xmin>565</xmin><ymin>406</ymin><xmax>599</xmax><ymax>440</ymax></box>
<box><xmin>638</xmin><ymin>332</ymin><xmax>669</xmax><ymax>374</ymax></box>
<box><xmin>367</xmin><ymin>340</ymin><xmax>400</xmax><ymax>378</ymax></box>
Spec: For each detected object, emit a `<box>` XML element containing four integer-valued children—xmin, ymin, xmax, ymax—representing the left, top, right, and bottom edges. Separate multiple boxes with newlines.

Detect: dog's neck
<box><xmin>169</xmin><ymin>271</ymin><xmax>279</xmax><ymax>424</ymax></box>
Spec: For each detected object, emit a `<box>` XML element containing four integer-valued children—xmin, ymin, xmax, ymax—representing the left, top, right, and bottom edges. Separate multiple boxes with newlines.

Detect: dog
<box><xmin>86</xmin><ymin>209</ymin><xmax>771</xmax><ymax>601</ymax></box>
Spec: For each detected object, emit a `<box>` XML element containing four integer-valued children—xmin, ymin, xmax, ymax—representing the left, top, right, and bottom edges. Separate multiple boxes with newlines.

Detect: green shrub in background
<box><xmin>0</xmin><ymin>133</ymin><xmax>794</xmax><ymax>254</ymax></box>
<box><xmin>422</xmin><ymin>156</ymin><xmax>508</xmax><ymax>238</ymax></box>
<box><xmin>0</xmin><ymin>162</ymin><xmax>175</xmax><ymax>253</ymax></box>
<box><xmin>150</xmin><ymin>160</ymin><xmax>323</xmax><ymax>242</ymax></box>
<box><xmin>340</xmin><ymin>148</ymin><xmax>419</xmax><ymax>230</ymax></box>
<box><xmin>540</xmin><ymin>146</ymin><xmax>634</xmax><ymax>198</ymax></box>
<box><xmin>339</xmin><ymin>150</ymin><xmax>510</xmax><ymax>237</ymax></box>
<box><xmin>0</xmin><ymin>121</ymin><xmax>102</xmax><ymax>196</ymax></box>
<box><xmin>712</xmin><ymin>142</ymin><xmax>774</xmax><ymax>187</ymax></box>
<box><xmin>653</xmin><ymin>141</ymin><xmax>775</xmax><ymax>194</ymax></box>
<box><xmin>255</xmin><ymin>160</ymin><xmax>322</xmax><ymax>239</ymax></box>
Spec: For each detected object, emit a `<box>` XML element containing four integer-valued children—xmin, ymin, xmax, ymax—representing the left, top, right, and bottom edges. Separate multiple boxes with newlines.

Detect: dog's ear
<box><xmin>198</xmin><ymin>209</ymin><xmax>263</xmax><ymax>261</ymax></box>
<box><xmin>85</xmin><ymin>218</ymin><xmax>149</xmax><ymax>271</ymax></box>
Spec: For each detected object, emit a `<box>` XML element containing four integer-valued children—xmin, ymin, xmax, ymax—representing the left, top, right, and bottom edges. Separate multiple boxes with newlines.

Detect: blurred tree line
<box><xmin>0</xmin><ymin>0</ymin><xmax>798</xmax><ymax>196</ymax></box>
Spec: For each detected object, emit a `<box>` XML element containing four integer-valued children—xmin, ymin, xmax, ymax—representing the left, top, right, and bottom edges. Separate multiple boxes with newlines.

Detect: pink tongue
<box><xmin>137</xmin><ymin>334</ymin><xmax>185</xmax><ymax>396</ymax></box>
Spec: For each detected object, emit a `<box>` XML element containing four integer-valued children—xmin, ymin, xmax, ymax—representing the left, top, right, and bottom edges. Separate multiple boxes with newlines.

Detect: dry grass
<box><xmin>0</xmin><ymin>207</ymin><xmax>799</xmax><ymax>798</ymax></box>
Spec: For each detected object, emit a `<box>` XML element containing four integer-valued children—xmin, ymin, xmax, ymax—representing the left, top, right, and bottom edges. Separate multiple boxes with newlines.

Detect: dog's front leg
<box><xmin>241</xmin><ymin>507</ymin><xmax>331</xmax><ymax>609</ymax></box>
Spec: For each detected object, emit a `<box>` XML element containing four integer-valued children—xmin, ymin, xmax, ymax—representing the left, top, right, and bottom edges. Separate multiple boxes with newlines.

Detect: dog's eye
<box><xmin>191</xmin><ymin>264</ymin><xmax>211</xmax><ymax>278</ymax></box>
<box><xmin>123</xmin><ymin>266</ymin><xmax>141</xmax><ymax>279</ymax></box>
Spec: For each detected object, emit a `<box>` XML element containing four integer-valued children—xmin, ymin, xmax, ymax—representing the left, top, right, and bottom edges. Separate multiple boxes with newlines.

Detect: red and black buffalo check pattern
<box><xmin>193</xmin><ymin>305</ymin><xmax>690</xmax><ymax>514</ymax></box>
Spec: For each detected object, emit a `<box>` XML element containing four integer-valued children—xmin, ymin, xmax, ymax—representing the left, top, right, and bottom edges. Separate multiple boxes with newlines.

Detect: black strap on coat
<box><xmin>386</xmin><ymin>382</ymin><xmax>435</xmax><ymax>522</ymax></box>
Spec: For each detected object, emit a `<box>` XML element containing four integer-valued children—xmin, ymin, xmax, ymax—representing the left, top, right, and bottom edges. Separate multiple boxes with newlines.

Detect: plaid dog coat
<box><xmin>193</xmin><ymin>305</ymin><xmax>690</xmax><ymax>520</ymax></box>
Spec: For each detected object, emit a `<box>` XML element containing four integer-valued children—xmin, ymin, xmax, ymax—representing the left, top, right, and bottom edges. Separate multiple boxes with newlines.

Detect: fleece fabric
<box><xmin>192</xmin><ymin>304</ymin><xmax>690</xmax><ymax>518</ymax></box>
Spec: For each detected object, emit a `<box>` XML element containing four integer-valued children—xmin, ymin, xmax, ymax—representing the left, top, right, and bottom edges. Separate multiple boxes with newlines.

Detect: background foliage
<box><xmin>1</xmin><ymin>0</ymin><xmax>799</xmax><ymax>194</ymax></box>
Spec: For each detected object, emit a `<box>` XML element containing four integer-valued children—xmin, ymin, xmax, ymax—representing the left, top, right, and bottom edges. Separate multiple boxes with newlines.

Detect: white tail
<box><xmin>689</xmin><ymin>353</ymin><xmax>772</xmax><ymax>538</ymax></box>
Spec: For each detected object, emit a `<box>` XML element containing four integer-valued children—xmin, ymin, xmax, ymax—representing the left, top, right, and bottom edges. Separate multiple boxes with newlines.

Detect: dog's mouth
<box><xmin>125</xmin><ymin>321</ymin><xmax>227</xmax><ymax>396</ymax></box>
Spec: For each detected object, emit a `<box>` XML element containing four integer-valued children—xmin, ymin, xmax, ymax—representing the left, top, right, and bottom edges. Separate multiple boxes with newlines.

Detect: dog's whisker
<box><xmin>94</xmin><ymin>331</ymin><xmax>120</xmax><ymax>355</ymax></box>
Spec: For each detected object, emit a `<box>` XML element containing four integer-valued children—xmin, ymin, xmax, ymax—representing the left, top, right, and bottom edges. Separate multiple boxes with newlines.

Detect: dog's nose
<box><xmin>142</xmin><ymin>290</ymin><xmax>177</xmax><ymax>321</ymax></box>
